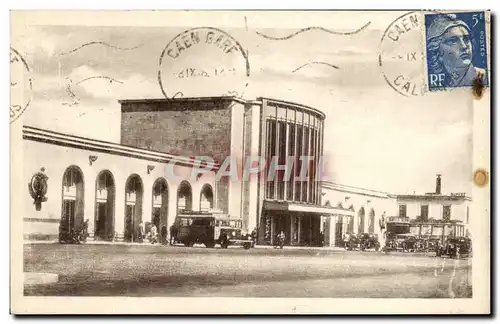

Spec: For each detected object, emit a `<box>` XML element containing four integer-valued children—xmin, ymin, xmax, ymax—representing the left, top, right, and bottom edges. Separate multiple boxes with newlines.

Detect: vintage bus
<box><xmin>172</xmin><ymin>211</ymin><xmax>254</xmax><ymax>249</ymax></box>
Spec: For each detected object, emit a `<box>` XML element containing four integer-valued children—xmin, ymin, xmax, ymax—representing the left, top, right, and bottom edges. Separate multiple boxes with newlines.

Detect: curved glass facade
<box><xmin>263</xmin><ymin>99</ymin><xmax>325</xmax><ymax>205</ymax></box>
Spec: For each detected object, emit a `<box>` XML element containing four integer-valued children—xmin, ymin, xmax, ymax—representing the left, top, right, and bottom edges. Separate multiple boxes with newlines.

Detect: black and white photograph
<box><xmin>9</xmin><ymin>9</ymin><xmax>491</xmax><ymax>314</ymax></box>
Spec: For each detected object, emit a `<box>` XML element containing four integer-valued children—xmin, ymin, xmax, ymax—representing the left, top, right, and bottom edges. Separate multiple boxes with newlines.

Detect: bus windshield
<box><xmin>191</xmin><ymin>218</ymin><xmax>213</xmax><ymax>226</ymax></box>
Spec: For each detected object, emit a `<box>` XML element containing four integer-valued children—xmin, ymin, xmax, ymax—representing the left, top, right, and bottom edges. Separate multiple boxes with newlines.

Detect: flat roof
<box><xmin>118</xmin><ymin>96</ymin><xmax>326</xmax><ymax>119</ymax></box>
<box><xmin>118</xmin><ymin>96</ymin><xmax>247</xmax><ymax>105</ymax></box>
<box><xmin>22</xmin><ymin>125</ymin><xmax>220</xmax><ymax>170</ymax></box>
<box><xmin>258</xmin><ymin>97</ymin><xmax>326</xmax><ymax>119</ymax></box>
<box><xmin>395</xmin><ymin>194</ymin><xmax>472</xmax><ymax>201</ymax></box>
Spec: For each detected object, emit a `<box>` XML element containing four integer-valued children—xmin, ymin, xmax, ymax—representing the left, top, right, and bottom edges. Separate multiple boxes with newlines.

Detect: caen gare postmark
<box><xmin>10</xmin><ymin>47</ymin><xmax>32</xmax><ymax>123</ymax></box>
<box><xmin>379</xmin><ymin>12</ymin><xmax>425</xmax><ymax>97</ymax></box>
<box><xmin>158</xmin><ymin>27</ymin><xmax>250</xmax><ymax>99</ymax></box>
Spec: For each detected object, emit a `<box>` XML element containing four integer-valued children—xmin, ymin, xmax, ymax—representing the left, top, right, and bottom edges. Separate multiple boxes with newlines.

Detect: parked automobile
<box><xmin>383</xmin><ymin>233</ymin><xmax>417</xmax><ymax>252</ymax></box>
<box><xmin>436</xmin><ymin>236</ymin><xmax>472</xmax><ymax>258</ymax></box>
<box><xmin>397</xmin><ymin>234</ymin><xmax>418</xmax><ymax>252</ymax></box>
<box><xmin>423</xmin><ymin>237</ymin><xmax>441</xmax><ymax>253</ymax></box>
<box><xmin>344</xmin><ymin>233</ymin><xmax>361</xmax><ymax>251</ymax></box>
<box><xmin>359</xmin><ymin>233</ymin><xmax>380</xmax><ymax>251</ymax></box>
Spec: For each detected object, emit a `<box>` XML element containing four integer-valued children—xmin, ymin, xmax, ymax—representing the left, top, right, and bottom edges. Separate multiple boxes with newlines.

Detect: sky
<box><xmin>12</xmin><ymin>11</ymin><xmax>474</xmax><ymax>196</ymax></box>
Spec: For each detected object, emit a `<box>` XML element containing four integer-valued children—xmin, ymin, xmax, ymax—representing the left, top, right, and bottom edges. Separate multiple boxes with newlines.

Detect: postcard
<box><xmin>10</xmin><ymin>10</ymin><xmax>490</xmax><ymax>314</ymax></box>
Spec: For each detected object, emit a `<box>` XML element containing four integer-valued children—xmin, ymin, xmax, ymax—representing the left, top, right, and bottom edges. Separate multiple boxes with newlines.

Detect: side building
<box><xmin>320</xmin><ymin>175</ymin><xmax>472</xmax><ymax>247</ymax></box>
<box><xmin>320</xmin><ymin>182</ymin><xmax>392</xmax><ymax>247</ymax></box>
<box><xmin>393</xmin><ymin>175</ymin><xmax>471</xmax><ymax>239</ymax></box>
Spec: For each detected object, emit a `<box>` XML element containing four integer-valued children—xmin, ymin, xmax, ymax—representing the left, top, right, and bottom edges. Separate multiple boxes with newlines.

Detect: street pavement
<box><xmin>23</xmin><ymin>243</ymin><xmax>472</xmax><ymax>298</ymax></box>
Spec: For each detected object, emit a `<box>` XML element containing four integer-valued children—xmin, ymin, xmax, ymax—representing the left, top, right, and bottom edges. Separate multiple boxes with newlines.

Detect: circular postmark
<box><xmin>379</xmin><ymin>11</ymin><xmax>425</xmax><ymax>97</ymax></box>
<box><xmin>473</xmin><ymin>169</ymin><xmax>488</xmax><ymax>187</ymax></box>
<box><xmin>158</xmin><ymin>27</ymin><xmax>250</xmax><ymax>99</ymax></box>
<box><xmin>10</xmin><ymin>47</ymin><xmax>33</xmax><ymax>123</ymax></box>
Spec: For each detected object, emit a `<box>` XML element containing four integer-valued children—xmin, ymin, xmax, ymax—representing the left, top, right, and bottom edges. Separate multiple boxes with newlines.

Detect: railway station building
<box><xmin>22</xmin><ymin>96</ymin><xmax>471</xmax><ymax>246</ymax></box>
<box><xmin>23</xmin><ymin>96</ymin><xmax>351</xmax><ymax>246</ymax></box>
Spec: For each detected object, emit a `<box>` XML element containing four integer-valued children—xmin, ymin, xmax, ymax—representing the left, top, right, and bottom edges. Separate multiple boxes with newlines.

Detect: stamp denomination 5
<box><xmin>424</xmin><ymin>11</ymin><xmax>489</xmax><ymax>91</ymax></box>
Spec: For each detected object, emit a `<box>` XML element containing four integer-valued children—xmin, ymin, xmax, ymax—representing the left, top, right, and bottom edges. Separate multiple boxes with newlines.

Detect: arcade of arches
<box><xmin>321</xmin><ymin>199</ymin><xmax>388</xmax><ymax>248</ymax></box>
<box><xmin>58</xmin><ymin>166</ymin><xmax>214</xmax><ymax>242</ymax></box>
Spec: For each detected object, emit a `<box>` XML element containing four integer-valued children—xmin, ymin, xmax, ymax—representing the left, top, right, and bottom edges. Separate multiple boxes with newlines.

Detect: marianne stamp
<box><xmin>158</xmin><ymin>27</ymin><xmax>250</xmax><ymax>99</ymax></box>
<box><xmin>424</xmin><ymin>12</ymin><xmax>489</xmax><ymax>90</ymax></box>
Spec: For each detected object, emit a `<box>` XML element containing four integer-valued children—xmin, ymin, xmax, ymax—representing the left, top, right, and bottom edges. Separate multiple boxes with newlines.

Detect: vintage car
<box><xmin>383</xmin><ymin>233</ymin><xmax>417</xmax><ymax>252</ymax></box>
<box><xmin>343</xmin><ymin>233</ymin><xmax>361</xmax><ymax>251</ymax></box>
<box><xmin>421</xmin><ymin>237</ymin><xmax>441</xmax><ymax>253</ymax></box>
<box><xmin>436</xmin><ymin>236</ymin><xmax>472</xmax><ymax>258</ymax></box>
<box><xmin>359</xmin><ymin>233</ymin><xmax>380</xmax><ymax>251</ymax></box>
<box><xmin>173</xmin><ymin>212</ymin><xmax>254</xmax><ymax>249</ymax></box>
<box><xmin>397</xmin><ymin>234</ymin><xmax>418</xmax><ymax>252</ymax></box>
<box><xmin>413</xmin><ymin>238</ymin><xmax>428</xmax><ymax>252</ymax></box>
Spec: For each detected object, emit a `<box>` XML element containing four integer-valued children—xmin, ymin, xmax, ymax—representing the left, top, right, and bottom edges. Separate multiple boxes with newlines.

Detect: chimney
<box><xmin>435</xmin><ymin>174</ymin><xmax>442</xmax><ymax>194</ymax></box>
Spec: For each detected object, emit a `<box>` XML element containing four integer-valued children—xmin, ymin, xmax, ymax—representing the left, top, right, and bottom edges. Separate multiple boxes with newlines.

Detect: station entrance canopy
<box><xmin>263</xmin><ymin>200</ymin><xmax>354</xmax><ymax>217</ymax></box>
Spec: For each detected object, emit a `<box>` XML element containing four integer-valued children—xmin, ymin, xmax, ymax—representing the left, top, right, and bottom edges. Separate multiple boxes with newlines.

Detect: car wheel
<box><xmin>243</xmin><ymin>242</ymin><xmax>251</xmax><ymax>250</ymax></box>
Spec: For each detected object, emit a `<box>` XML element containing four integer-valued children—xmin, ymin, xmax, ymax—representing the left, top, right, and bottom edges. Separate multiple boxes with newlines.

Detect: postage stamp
<box><xmin>424</xmin><ymin>12</ymin><xmax>489</xmax><ymax>90</ymax></box>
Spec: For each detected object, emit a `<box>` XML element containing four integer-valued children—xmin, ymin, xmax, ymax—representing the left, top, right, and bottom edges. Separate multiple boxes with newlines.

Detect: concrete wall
<box><xmin>227</xmin><ymin>102</ymin><xmax>244</xmax><ymax>220</ymax></box>
<box><xmin>23</xmin><ymin>138</ymin><xmax>215</xmax><ymax>241</ymax></box>
<box><xmin>120</xmin><ymin>100</ymin><xmax>232</xmax><ymax>165</ymax></box>
<box><xmin>243</xmin><ymin>102</ymin><xmax>263</xmax><ymax>233</ymax></box>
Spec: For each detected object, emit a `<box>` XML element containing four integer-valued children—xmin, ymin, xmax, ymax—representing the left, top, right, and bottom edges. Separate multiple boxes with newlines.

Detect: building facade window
<box><xmin>398</xmin><ymin>204</ymin><xmax>407</xmax><ymax>217</ymax></box>
<box><xmin>264</xmin><ymin>103</ymin><xmax>324</xmax><ymax>205</ymax></box>
<box><xmin>443</xmin><ymin>205</ymin><xmax>451</xmax><ymax>221</ymax></box>
<box><xmin>200</xmin><ymin>184</ymin><xmax>214</xmax><ymax>212</ymax></box>
<box><xmin>466</xmin><ymin>206</ymin><xmax>470</xmax><ymax>224</ymax></box>
<box><xmin>177</xmin><ymin>181</ymin><xmax>193</xmax><ymax>212</ymax></box>
<box><xmin>420</xmin><ymin>205</ymin><xmax>429</xmax><ymax>221</ymax></box>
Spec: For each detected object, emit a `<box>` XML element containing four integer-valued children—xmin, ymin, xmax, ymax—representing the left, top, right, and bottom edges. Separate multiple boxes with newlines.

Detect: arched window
<box><xmin>95</xmin><ymin>170</ymin><xmax>115</xmax><ymax>241</ymax></box>
<box><xmin>200</xmin><ymin>184</ymin><xmax>214</xmax><ymax>212</ymax></box>
<box><xmin>152</xmin><ymin>178</ymin><xmax>169</xmax><ymax>232</ymax></box>
<box><xmin>124</xmin><ymin>174</ymin><xmax>143</xmax><ymax>242</ymax></box>
<box><xmin>358</xmin><ymin>207</ymin><xmax>365</xmax><ymax>233</ymax></box>
<box><xmin>61</xmin><ymin>166</ymin><xmax>85</xmax><ymax>239</ymax></box>
<box><xmin>177</xmin><ymin>181</ymin><xmax>193</xmax><ymax>212</ymax></box>
<box><xmin>368</xmin><ymin>208</ymin><xmax>375</xmax><ymax>233</ymax></box>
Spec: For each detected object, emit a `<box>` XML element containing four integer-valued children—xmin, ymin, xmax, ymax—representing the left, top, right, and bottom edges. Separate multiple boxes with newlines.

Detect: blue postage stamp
<box><xmin>425</xmin><ymin>11</ymin><xmax>489</xmax><ymax>90</ymax></box>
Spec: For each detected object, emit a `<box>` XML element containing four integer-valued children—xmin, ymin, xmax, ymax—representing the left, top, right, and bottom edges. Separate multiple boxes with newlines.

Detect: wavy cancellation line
<box><xmin>75</xmin><ymin>76</ymin><xmax>124</xmax><ymax>85</ymax></box>
<box><xmin>255</xmin><ymin>22</ymin><xmax>371</xmax><ymax>40</ymax></box>
<box><xmin>59</xmin><ymin>41</ymin><xmax>144</xmax><ymax>56</ymax></box>
<box><xmin>292</xmin><ymin>61</ymin><xmax>340</xmax><ymax>73</ymax></box>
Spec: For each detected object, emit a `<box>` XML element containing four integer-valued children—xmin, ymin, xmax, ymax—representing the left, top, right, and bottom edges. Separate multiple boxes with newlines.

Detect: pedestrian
<box><xmin>138</xmin><ymin>222</ymin><xmax>145</xmax><ymax>243</ymax></box>
<box><xmin>169</xmin><ymin>224</ymin><xmax>176</xmax><ymax>245</ymax></box>
<box><xmin>150</xmin><ymin>224</ymin><xmax>158</xmax><ymax>244</ymax></box>
<box><xmin>161</xmin><ymin>225</ymin><xmax>167</xmax><ymax>245</ymax></box>
<box><xmin>277</xmin><ymin>231</ymin><xmax>285</xmax><ymax>249</ymax></box>
<box><xmin>250</xmin><ymin>227</ymin><xmax>257</xmax><ymax>246</ymax></box>
<box><xmin>80</xmin><ymin>218</ymin><xmax>89</xmax><ymax>243</ymax></box>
